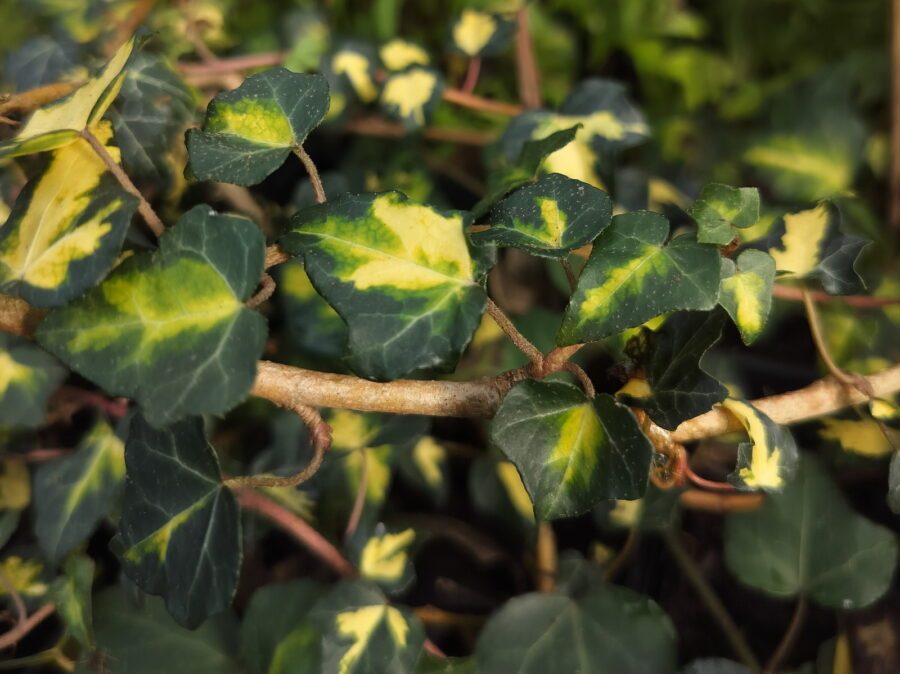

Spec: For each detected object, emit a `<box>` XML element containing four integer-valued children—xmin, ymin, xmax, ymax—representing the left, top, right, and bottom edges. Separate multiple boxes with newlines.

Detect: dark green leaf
<box><xmin>0</xmin><ymin>333</ymin><xmax>66</xmax><ymax>428</ymax></box>
<box><xmin>52</xmin><ymin>555</ymin><xmax>94</xmax><ymax>646</ymax></box>
<box><xmin>278</xmin><ymin>260</ymin><xmax>349</xmax><ymax>361</ymax></box>
<box><xmin>689</xmin><ymin>184</ymin><xmax>760</xmax><ymax>245</ymax></box>
<box><xmin>682</xmin><ymin>660</ymin><xmax>751</xmax><ymax>674</ymax></box>
<box><xmin>718</xmin><ymin>250</ymin><xmax>776</xmax><ymax>345</ymax></box>
<box><xmin>112</xmin><ymin>415</ymin><xmax>241</xmax><ymax>628</ymax></box>
<box><xmin>6</xmin><ymin>36</ymin><xmax>77</xmax><ymax>91</ymax></box>
<box><xmin>491</xmin><ymin>380</ymin><xmax>654</xmax><ymax>520</ymax></box>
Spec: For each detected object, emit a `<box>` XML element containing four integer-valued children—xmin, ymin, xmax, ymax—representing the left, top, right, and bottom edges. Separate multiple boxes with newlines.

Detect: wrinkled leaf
<box><xmin>689</xmin><ymin>184</ymin><xmax>760</xmax><ymax>245</ymax></box>
<box><xmin>52</xmin><ymin>555</ymin><xmax>94</xmax><ymax>646</ymax></box>
<box><xmin>722</xmin><ymin>399</ymin><xmax>798</xmax><ymax>492</ymax></box>
<box><xmin>112</xmin><ymin>415</ymin><xmax>241</xmax><ymax>628</ymax></box>
<box><xmin>0</xmin><ymin>333</ymin><xmax>66</xmax><ymax>429</ymax></box>
<box><xmin>380</xmin><ymin>67</ymin><xmax>444</xmax><ymax>130</ymax></box>
<box><xmin>558</xmin><ymin>211</ymin><xmax>721</xmax><ymax>344</ymax></box>
<box><xmin>450</xmin><ymin>9</ymin><xmax>514</xmax><ymax>58</ymax></box>
<box><xmin>491</xmin><ymin>380</ymin><xmax>654</xmax><ymax>520</ymax></box>
<box><xmin>37</xmin><ymin>205</ymin><xmax>266</xmax><ymax>425</ymax></box>
<box><xmin>718</xmin><ymin>250</ymin><xmax>775</xmax><ymax>345</ymax></box>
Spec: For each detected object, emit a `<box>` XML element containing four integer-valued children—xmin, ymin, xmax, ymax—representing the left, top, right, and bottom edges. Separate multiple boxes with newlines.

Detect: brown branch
<box><xmin>264</xmin><ymin>245</ymin><xmax>291</xmax><ymax>270</ymax></box>
<box><xmin>772</xmin><ymin>284</ymin><xmax>900</xmax><ymax>308</ymax></box>
<box><xmin>461</xmin><ymin>57</ymin><xmax>482</xmax><ymax>94</ymax></box>
<box><xmin>535</xmin><ymin>522</ymin><xmax>557</xmax><ymax>592</ymax></box>
<box><xmin>603</xmin><ymin>529</ymin><xmax>639</xmax><ymax>582</ymax></box>
<box><xmin>485</xmin><ymin>298</ymin><xmax>543</xmax><ymax>365</ymax></box>
<box><xmin>514</xmin><ymin>6</ymin><xmax>542</xmax><ymax>109</ymax></box>
<box><xmin>441</xmin><ymin>88</ymin><xmax>523</xmax><ymax>116</ymax></box>
<box><xmin>0</xmin><ymin>603</ymin><xmax>55</xmax><ymax>651</ymax></box>
<box><xmin>245</xmin><ymin>273</ymin><xmax>276</xmax><ymax>309</ymax></box>
<box><xmin>343</xmin><ymin>117</ymin><xmax>494</xmax><ymax>146</ymax></box>
<box><xmin>764</xmin><ymin>597</ymin><xmax>807</xmax><ymax>674</ymax></box>
<box><xmin>679</xmin><ymin>490</ymin><xmax>765</xmax><ymax>513</ymax></box>
<box><xmin>81</xmin><ymin>128</ymin><xmax>165</xmax><ymax>237</ymax></box>
<box><xmin>0</xmin><ymin>82</ymin><xmax>81</xmax><ymax>117</ymax></box>
<box><xmin>344</xmin><ymin>450</ymin><xmax>368</xmax><ymax>541</ymax></box>
<box><xmin>294</xmin><ymin>146</ymin><xmax>326</xmax><ymax>204</ymax></box>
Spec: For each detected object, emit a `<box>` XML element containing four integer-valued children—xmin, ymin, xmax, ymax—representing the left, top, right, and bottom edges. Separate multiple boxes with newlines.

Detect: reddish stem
<box><xmin>461</xmin><ymin>57</ymin><xmax>482</xmax><ymax>94</ymax></box>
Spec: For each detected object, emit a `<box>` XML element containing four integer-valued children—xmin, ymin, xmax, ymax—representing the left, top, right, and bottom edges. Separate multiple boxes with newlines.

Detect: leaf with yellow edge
<box><xmin>721</xmin><ymin>399</ymin><xmax>798</xmax><ymax>492</ymax></box>
<box><xmin>52</xmin><ymin>555</ymin><xmax>95</xmax><ymax>647</ymax></box>
<box><xmin>0</xmin><ymin>333</ymin><xmax>66</xmax><ymax>429</ymax></box>
<box><xmin>450</xmin><ymin>9</ymin><xmax>514</xmax><ymax>58</ymax></box>
<box><xmin>310</xmin><ymin>579</ymin><xmax>425</xmax><ymax>674</ymax></box>
<box><xmin>718</xmin><ymin>249</ymin><xmax>776</xmax><ymax>345</ymax></box>
<box><xmin>379</xmin><ymin>39</ymin><xmax>430</xmax><ymax>72</ymax></box>
<box><xmin>112</xmin><ymin>414</ymin><xmax>241</xmax><ymax>629</ymax></box>
<box><xmin>819</xmin><ymin>417</ymin><xmax>898</xmax><ymax>458</ymax></box>
<box><xmin>355</xmin><ymin>527</ymin><xmax>416</xmax><ymax>593</ymax></box>
<box><xmin>0</xmin><ymin>122</ymin><xmax>139</xmax><ymax>307</ymax></box>
<box><xmin>0</xmin><ymin>37</ymin><xmax>134</xmax><ymax>158</ymax></box>
<box><xmin>282</xmin><ymin>192</ymin><xmax>488</xmax><ymax>380</ymax></box>
<box><xmin>380</xmin><ymin>67</ymin><xmax>444</xmax><ymax>130</ymax></box>
<box><xmin>326</xmin><ymin>43</ymin><xmax>380</xmax><ymax>105</ymax></box>
<box><xmin>34</xmin><ymin>417</ymin><xmax>126</xmax><ymax>563</ymax></box>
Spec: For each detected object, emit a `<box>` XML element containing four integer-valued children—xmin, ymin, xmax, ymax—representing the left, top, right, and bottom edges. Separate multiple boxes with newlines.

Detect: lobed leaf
<box><xmin>37</xmin><ymin>205</ymin><xmax>266</xmax><ymax>425</ymax></box>
<box><xmin>282</xmin><ymin>192</ymin><xmax>487</xmax><ymax>380</ymax></box>
<box><xmin>491</xmin><ymin>380</ymin><xmax>654</xmax><ymax>520</ymax></box>
<box><xmin>689</xmin><ymin>183</ymin><xmax>760</xmax><ymax>245</ymax></box>
<box><xmin>0</xmin><ymin>333</ymin><xmax>66</xmax><ymax>429</ymax></box>
<box><xmin>718</xmin><ymin>250</ymin><xmax>775</xmax><ymax>345</ymax></box>
<box><xmin>722</xmin><ymin>399</ymin><xmax>798</xmax><ymax>492</ymax></box>
<box><xmin>558</xmin><ymin>211</ymin><xmax>721</xmax><ymax>345</ymax></box>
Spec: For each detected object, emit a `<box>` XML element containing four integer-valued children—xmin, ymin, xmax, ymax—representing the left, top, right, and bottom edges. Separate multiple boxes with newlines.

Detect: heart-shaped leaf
<box><xmin>281</xmin><ymin>192</ymin><xmax>487</xmax><ymax>380</ymax></box>
<box><xmin>37</xmin><ymin>205</ymin><xmax>266</xmax><ymax>425</ymax></box>
<box><xmin>0</xmin><ymin>333</ymin><xmax>66</xmax><ymax>428</ymax></box>
<box><xmin>722</xmin><ymin>399</ymin><xmax>799</xmax><ymax>492</ymax></box>
<box><xmin>186</xmin><ymin>68</ymin><xmax>329</xmax><ymax>186</ymax></box>
<box><xmin>718</xmin><ymin>250</ymin><xmax>775</xmax><ymax>345</ymax></box>
<box><xmin>558</xmin><ymin>211</ymin><xmax>721</xmax><ymax>345</ymax></box>
<box><xmin>689</xmin><ymin>184</ymin><xmax>760</xmax><ymax>245</ymax></box>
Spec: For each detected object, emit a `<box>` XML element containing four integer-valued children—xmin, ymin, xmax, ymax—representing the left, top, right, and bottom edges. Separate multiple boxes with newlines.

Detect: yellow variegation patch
<box><xmin>0</xmin><ymin>352</ymin><xmax>35</xmax><ymax>399</ymax></box>
<box><xmin>548</xmin><ymin>402</ymin><xmax>602</xmax><ymax>498</ymax></box>
<box><xmin>206</xmin><ymin>98</ymin><xmax>294</xmax><ymax>147</ymax></box>
<box><xmin>381</xmin><ymin>68</ymin><xmax>439</xmax><ymax>127</ymax></box>
<box><xmin>578</xmin><ymin>245</ymin><xmax>666</xmax><ymax>323</ymax></box>
<box><xmin>335</xmin><ymin>604</ymin><xmax>409</xmax><ymax>674</ymax></box>
<box><xmin>0</xmin><ymin>458</ymin><xmax>31</xmax><ymax>510</ymax></box>
<box><xmin>332</xmin><ymin>50</ymin><xmax>378</xmax><ymax>103</ymax></box>
<box><xmin>123</xmin><ymin>495</ymin><xmax>213</xmax><ymax>564</ymax></box>
<box><xmin>359</xmin><ymin>529</ymin><xmax>415</xmax><ymax>584</ymax></box>
<box><xmin>0</xmin><ymin>556</ymin><xmax>48</xmax><ymax>597</ymax></box>
<box><xmin>412</xmin><ymin>437</ymin><xmax>445</xmax><ymax>488</ymax></box>
<box><xmin>820</xmin><ymin>418</ymin><xmax>896</xmax><ymax>458</ymax></box>
<box><xmin>723</xmin><ymin>399</ymin><xmax>797</xmax><ymax>491</ymax></box>
<box><xmin>496</xmin><ymin>462</ymin><xmax>535</xmax><ymax>522</ymax></box>
<box><xmin>769</xmin><ymin>203</ymin><xmax>830</xmax><ymax>276</ymax></box>
<box><xmin>379</xmin><ymin>39</ymin><xmax>429</xmax><ymax>71</ymax></box>
<box><xmin>617</xmin><ymin>378</ymin><xmax>652</xmax><ymax>400</ymax></box>
<box><xmin>453</xmin><ymin>9</ymin><xmax>498</xmax><ymax>56</ymax></box>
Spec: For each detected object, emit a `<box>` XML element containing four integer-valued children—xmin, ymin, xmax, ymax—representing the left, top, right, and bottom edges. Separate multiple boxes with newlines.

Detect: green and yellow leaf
<box><xmin>0</xmin><ymin>457</ymin><xmax>31</xmax><ymax>510</ymax></box>
<box><xmin>37</xmin><ymin>206</ymin><xmax>266</xmax><ymax>425</ymax></box>
<box><xmin>689</xmin><ymin>183</ymin><xmax>760</xmax><ymax>245</ymax></box>
<box><xmin>278</xmin><ymin>260</ymin><xmax>348</xmax><ymax>361</ymax></box>
<box><xmin>0</xmin><ymin>122</ymin><xmax>139</xmax><ymax>306</ymax></box>
<box><xmin>186</xmin><ymin>67</ymin><xmax>329</xmax><ymax>186</ymax></box>
<box><xmin>473</xmin><ymin>173</ymin><xmax>613</xmax><ymax>258</ymax></box>
<box><xmin>819</xmin><ymin>417</ymin><xmax>898</xmax><ymax>458</ymax></box>
<box><xmin>0</xmin><ymin>37</ymin><xmax>134</xmax><ymax>158</ymax></box>
<box><xmin>491</xmin><ymin>380</ymin><xmax>654</xmax><ymax>520</ymax></box>
<box><xmin>0</xmin><ymin>333</ymin><xmax>67</xmax><ymax>429</ymax></box>
<box><xmin>558</xmin><ymin>211</ymin><xmax>721</xmax><ymax>345</ymax></box>
<box><xmin>722</xmin><ymin>399</ymin><xmax>799</xmax><ymax>492</ymax></box>
<box><xmin>0</xmin><ymin>556</ymin><xmax>48</xmax><ymax>598</ymax></box>
<box><xmin>357</xmin><ymin>528</ymin><xmax>416</xmax><ymax>592</ymax></box>
<box><xmin>327</xmin><ymin>43</ymin><xmax>379</xmax><ymax>104</ymax></box>
<box><xmin>282</xmin><ymin>192</ymin><xmax>487</xmax><ymax>380</ymax></box>
<box><xmin>52</xmin><ymin>555</ymin><xmax>95</xmax><ymax>646</ymax></box>
<box><xmin>113</xmin><ymin>414</ymin><xmax>241</xmax><ymax>629</ymax></box>
<box><xmin>450</xmin><ymin>9</ymin><xmax>514</xmax><ymax>58</ymax></box>
<box><xmin>379</xmin><ymin>39</ymin><xmax>430</xmax><ymax>72</ymax></box>
<box><xmin>380</xmin><ymin>67</ymin><xmax>444</xmax><ymax>130</ymax></box>
<box><xmin>396</xmin><ymin>436</ymin><xmax>449</xmax><ymax>506</ymax></box>
<box><xmin>718</xmin><ymin>249</ymin><xmax>776</xmax><ymax>345</ymax></box>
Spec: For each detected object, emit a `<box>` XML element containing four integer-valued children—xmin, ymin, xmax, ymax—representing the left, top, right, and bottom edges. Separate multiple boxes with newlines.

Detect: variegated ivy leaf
<box><xmin>52</xmin><ymin>555</ymin><xmax>94</xmax><ymax>647</ymax></box>
<box><xmin>186</xmin><ymin>68</ymin><xmax>329</xmax><ymax>186</ymax></box>
<box><xmin>619</xmin><ymin>310</ymin><xmax>728</xmax><ymax>430</ymax></box>
<box><xmin>450</xmin><ymin>8</ymin><xmax>515</xmax><ymax>58</ymax></box>
<box><xmin>380</xmin><ymin>67</ymin><xmax>444</xmax><ymax>130</ymax></box>
<box><xmin>725</xmin><ymin>455</ymin><xmax>898</xmax><ymax>609</ymax></box>
<box><xmin>0</xmin><ymin>456</ymin><xmax>31</xmax><ymax>510</ymax></box>
<box><xmin>354</xmin><ymin>527</ymin><xmax>416</xmax><ymax>594</ymax></box>
<box><xmin>766</xmin><ymin>201</ymin><xmax>869</xmax><ymax>295</ymax></box>
<box><xmin>491</xmin><ymin>380</ymin><xmax>654</xmax><ymax>520</ymax></box>
<box><xmin>37</xmin><ymin>205</ymin><xmax>266</xmax><ymax>425</ymax></box>
<box><xmin>325</xmin><ymin>43</ymin><xmax>379</xmax><ymax>105</ymax></box>
<box><xmin>689</xmin><ymin>183</ymin><xmax>760</xmax><ymax>245</ymax></box>
<box><xmin>498</xmin><ymin>80</ymin><xmax>648</xmax><ymax>190</ymax></box>
<box><xmin>309</xmin><ymin>579</ymin><xmax>425</xmax><ymax>674</ymax></box>
<box><xmin>721</xmin><ymin>399</ymin><xmax>798</xmax><ymax>492</ymax></box>
<box><xmin>284</xmin><ymin>9</ymin><xmax>331</xmax><ymax>73</ymax></box>
<box><xmin>0</xmin><ymin>333</ymin><xmax>66</xmax><ymax>428</ymax></box>
<box><xmin>0</xmin><ymin>123</ymin><xmax>139</xmax><ymax>307</ymax></box>
<box><xmin>379</xmin><ymin>39</ymin><xmax>430</xmax><ymax>72</ymax></box>
<box><xmin>470</xmin><ymin>456</ymin><xmax>537</xmax><ymax>542</ymax></box>
<box><xmin>34</xmin><ymin>417</ymin><xmax>126</xmax><ymax>563</ymax></box>
<box><xmin>282</xmin><ymin>192</ymin><xmax>488</xmax><ymax>380</ymax></box>
<box><xmin>718</xmin><ymin>250</ymin><xmax>775</xmax><ymax>345</ymax></box>
<box><xmin>397</xmin><ymin>436</ymin><xmax>449</xmax><ymax>507</ymax></box>
<box><xmin>473</xmin><ymin>173</ymin><xmax>612</xmax><ymax>258</ymax></box>
<box><xmin>558</xmin><ymin>211</ymin><xmax>721</xmax><ymax>345</ymax></box>
<box><xmin>112</xmin><ymin>414</ymin><xmax>241</xmax><ymax>628</ymax></box>
<box><xmin>819</xmin><ymin>416</ymin><xmax>898</xmax><ymax>458</ymax></box>
<box><xmin>0</xmin><ymin>37</ymin><xmax>134</xmax><ymax>158</ymax></box>
<box><xmin>6</xmin><ymin>36</ymin><xmax>78</xmax><ymax>91</ymax></box>
<box><xmin>278</xmin><ymin>261</ymin><xmax>348</xmax><ymax>362</ymax></box>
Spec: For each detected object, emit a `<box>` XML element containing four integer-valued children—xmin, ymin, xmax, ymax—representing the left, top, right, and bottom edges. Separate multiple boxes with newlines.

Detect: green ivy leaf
<box><xmin>186</xmin><ymin>68</ymin><xmax>329</xmax><ymax>186</ymax></box>
<box><xmin>889</xmin><ymin>451</ymin><xmax>900</xmax><ymax>514</ymax></box>
<box><xmin>689</xmin><ymin>184</ymin><xmax>760</xmax><ymax>245</ymax></box>
<box><xmin>473</xmin><ymin>173</ymin><xmax>612</xmax><ymax>258</ymax></box>
<box><xmin>0</xmin><ymin>123</ymin><xmax>139</xmax><ymax>307</ymax></box>
<box><xmin>469</xmin><ymin>455</ymin><xmax>537</xmax><ymax>543</ymax></box>
<box><xmin>722</xmin><ymin>399</ymin><xmax>799</xmax><ymax>492</ymax></box>
<box><xmin>396</xmin><ymin>436</ymin><xmax>449</xmax><ymax>507</ymax></box>
<box><xmin>52</xmin><ymin>555</ymin><xmax>94</xmax><ymax>646</ymax></box>
<box><xmin>491</xmin><ymin>380</ymin><xmax>654</xmax><ymax>520</ymax></box>
<box><xmin>0</xmin><ymin>37</ymin><xmax>134</xmax><ymax>158</ymax></box>
<box><xmin>558</xmin><ymin>211</ymin><xmax>721</xmax><ymax>345</ymax></box>
<box><xmin>310</xmin><ymin>579</ymin><xmax>425</xmax><ymax>674</ymax></box>
<box><xmin>718</xmin><ymin>250</ymin><xmax>776</xmax><ymax>345</ymax></box>
<box><xmin>354</xmin><ymin>527</ymin><xmax>416</xmax><ymax>594</ymax></box>
<box><xmin>766</xmin><ymin>201</ymin><xmax>869</xmax><ymax>295</ymax></box>
<box><xmin>112</xmin><ymin>415</ymin><xmax>241</xmax><ymax>628</ymax></box>
<box><xmin>37</xmin><ymin>205</ymin><xmax>266</xmax><ymax>425</ymax></box>
<box><xmin>6</xmin><ymin>36</ymin><xmax>77</xmax><ymax>91</ymax></box>
<box><xmin>475</xmin><ymin>586</ymin><xmax>676</xmax><ymax>673</ymax></box>
<box><xmin>380</xmin><ymin>67</ymin><xmax>444</xmax><ymax>130</ymax></box>
<box><xmin>0</xmin><ymin>333</ymin><xmax>66</xmax><ymax>429</ymax></box>
<box><xmin>450</xmin><ymin>9</ymin><xmax>514</xmax><ymax>58</ymax></box>
<box><xmin>725</xmin><ymin>455</ymin><xmax>898</xmax><ymax>609</ymax></box>
<box><xmin>620</xmin><ymin>310</ymin><xmax>728</xmax><ymax>430</ymax></box>
<box><xmin>34</xmin><ymin>417</ymin><xmax>125</xmax><ymax>563</ymax></box>
<box><xmin>278</xmin><ymin>260</ymin><xmax>349</xmax><ymax>362</ymax></box>
<box><xmin>282</xmin><ymin>192</ymin><xmax>487</xmax><ymax>380</ymax></box>
<box><xmin>325</xmin><ymin>43</ymin><xmax>380</xmax><ymax>106</ymax></box>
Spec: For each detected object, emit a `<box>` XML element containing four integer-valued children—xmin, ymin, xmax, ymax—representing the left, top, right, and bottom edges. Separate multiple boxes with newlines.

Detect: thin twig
<box><xmin>0</xmin><ymin>81</ymin><xmax>81</xmax><ymax>117</ymax></box>
<box><xmin>245</xmin><ymin>273</ymin><xmax>276</xmax><ymax>309</ymax></box>
<box><xmin>344</xmin><ymin>450</ymin><xmax>369</xmax><ymax>541</ymax></box>
<box><xmin>294</xmin><ymin>146</ymin><xmax>326</xmax><ymax>204</ymax></box>
<box><xmin>764</xmin><ymin>597</ymin><xmax>808</xmax><ymax>674</ymax></box>
<box><xmin>461</xmin><ymin>57</ymin><xmax>482</xmax><ymax>94</ymax></box>
<box><xmin>81</xmin><ymin>128</ymin><xmax>165</xmax><ymax>237</ymax></box>
<box><xmin>264</xmin><ymin>245</ymin><xmax>291</xmax><ymax>270</ymax></box>
<box><xmin>535</xmin><ymin>522</ymin><xmax>557</xmax><ymax>592</ymax></box>
<box><xmin>562</xmin><ymin>362</ymin><xmax>595</xmax><ymax>398</ymax></box>
<box><xmin>679</xmin><ymin>490</ymin><xmax>765</xmax><ymax>513</ymax></box>
<box><xmin>682</xmin><ymin>460</ymin><xmax>736</xmax><ymax>492</ymax></box>
<box><xmin>343</xmin><ymin>116</ymin><xmax>494</xmax><ymax>145</ymax></box>
<box><xmin>514</xmin><ymin>5</ymin><xmax>542</xmax><ymax>108</ymax></box>
<box><xmin>663</xmin><ymin>530</ymin><xmax>761</xmax><ymax>672</ymax></box>
<box><xmin>772</xmin><ymin>284</ymin><xmax>900</xmax><ymax>308</ymax></box>
<box><xmin>485</xmin><ymin>298</ymin><xmax>543</xmax><ymax>366</ymax></box>
<box><xmin>0</xmin><ymin>603</ymin><xmax>55</xmax><ymax>651</ymax></box>
<box><xmin>441</xmin><ymin>88</ymin><xmax>523</xmax><ymax>116</ymax></box>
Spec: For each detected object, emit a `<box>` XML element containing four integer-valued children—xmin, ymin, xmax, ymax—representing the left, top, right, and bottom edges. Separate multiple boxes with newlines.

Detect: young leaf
<box><xmin>0</xmin><ymin>123</ymin><xmax>139</xmax><ymax>307</ymax></box>
<box><xmin>475</xmin><ymin>587</ymin><xmax>676</xmax><ymax>673</ymax></box>
<box><xmin>0</xmin><ymin>37</ymin><xmax>134</xmax><ymax>158</ymax></box>
<box><xmin>37</xmin><ymin>205</ymin><xmax>266</xmax><ymax>425</ymax></box>
<box><xmin>450</xmin><ymin>9</ymin><xmax>515</xmax><ymax>58</ymax></box>
<box><xmin>766</xmin><ymin>201</ymin><xmax>869</xmax><ymax>295</ymax></box>
<box><xmin>722</xmin><ymin>399</ymin><xmax>799</xmax><ymax>492</ymax></box>
<box><xmin>52</xmin><ymin>555</ymin><xmax>94</xmax><ymax>646</ymax></box>
<box><xmin>380</xmin><ymin>66</ymin><xmax>444</xmax><ymax>129</ymax></box>
<box><xmin>281</xmin><ymin>192</ymin><xmax>487</xmax><ymax>380</ymax></box>
<box><xmin>473</xmin><ymin>173</ymin><xmax>613</xmax><ymax>258</ymax></box>
<box><xmin>718</xmin><ymin>250</ymin><xmax>776</xmax><ymax>345</ymax></box>
<box><xmin>558</xmin><ymin>211</ymin><xmax>721</xmax><ymax>345</ymax></box>
<box><xmin>491</xmin><ymin>380</ymin><xmax>654</xmax><ymax>520</ymax></box>
<box><xmin>186</xmin><ymin>68</ymin><xmax>329</xmax><ymax>186</ymax></box>
<box><xmin>725</xmin><ymin>455</ymin><xmax>898</xmax><ymax>609</ymax></box>
<box><xmin>379</xmin><ymin>39</ymin><xmax>430</xmax><ymax>72</ymax></box>
<box><xmin>34</xmin><ymin>417</ymin><xmax>125</xmax><ymax>564</ymax></box>
<box><xmin>689</xmin><ymin>184</ymin><xmax>760</xmax><ymax>245</ymax></box>
<box><xmin>112</xmin><ymin>414</ymin><xmax>241</xmax><ymax>628</ymax></box>
<box><xmin>0</xmin><ymin>333</ymin><xmax>66</xmax><ymax>428</ymax></box>
<box><xmin>620</xmin><ymin>310</ymin><xmax>728</xmax><ymax>430</ymax></box>
<box><xmin>355</xmin><ymin>527</ymin><xmax>416</xmax><ymax>593</ymax></box>
<box><xmin>310</xmin><ymin>579</ymin><xmax>425</xmax><ymax>674</ymax></box>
